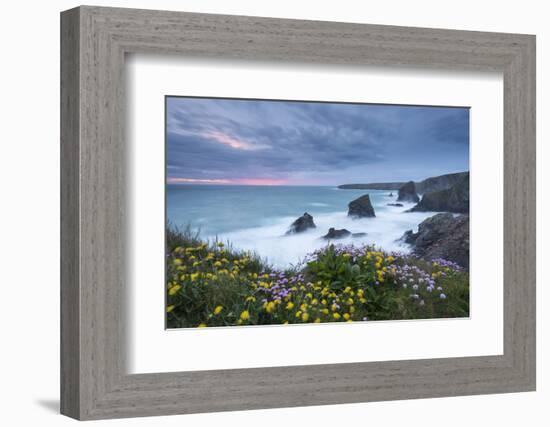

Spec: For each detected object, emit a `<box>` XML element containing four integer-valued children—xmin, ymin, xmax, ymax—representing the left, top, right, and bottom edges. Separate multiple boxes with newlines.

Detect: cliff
<box><xmin>338</xmin><ymin>171</ymin><xmax>469</xmax><ymax>193</ymax></box>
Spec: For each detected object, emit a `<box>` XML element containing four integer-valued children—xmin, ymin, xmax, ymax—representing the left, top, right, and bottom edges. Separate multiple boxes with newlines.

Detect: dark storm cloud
<box><xmin>166</xmin><ymin>97</ymin><xmax>469</xmax><ymax>185</ymax></box>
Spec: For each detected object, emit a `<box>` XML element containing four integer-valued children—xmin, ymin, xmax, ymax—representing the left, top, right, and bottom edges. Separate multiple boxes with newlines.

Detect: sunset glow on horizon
<box><xmin>167</xmin><ymin>177</ymin><xmax>288</xmax><ymax>186</ymax></box>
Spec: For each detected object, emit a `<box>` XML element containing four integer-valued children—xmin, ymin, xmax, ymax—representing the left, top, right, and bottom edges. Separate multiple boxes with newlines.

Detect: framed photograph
<box><xmin>61</xmin><ymin>6</ymin><xmax>536</xmax><ymax>420</ymax></box>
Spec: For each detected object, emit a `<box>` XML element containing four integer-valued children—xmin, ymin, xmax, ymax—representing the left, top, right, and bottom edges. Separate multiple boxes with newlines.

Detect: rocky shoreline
<box><xmin>284</xmin><ymin>171</ymin><xmax>470</xmax><ymax>270</ymax></box>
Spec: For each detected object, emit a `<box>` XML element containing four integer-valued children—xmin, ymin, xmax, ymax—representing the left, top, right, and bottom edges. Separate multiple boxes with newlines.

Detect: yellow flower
<box><xmin>286</xmin><ymin>301</ymin><xmax>294</xmax><ymax>310</ymax></box>
<box><xmin>321</xmin><ymin>308</ymin><xmax>329</xmax><ymax>315</ymax></box>
<box><xmin>344</xmin><ymin>286</ymin><xmax>352</xmax><ymax>293</ymax></box>
<box><xmin>173</xmin><ymin>258</ymin><xmax>182</xmax><ymax>266</ymax></box>
<box><xmin>217</xmin><ymin>242</ymin><xmax>225</xmax><ymax>247</ymax></box>
<box><xmin>343</xmin><ymin>313</ymin><xmax>351</xmax><ymax>320</ymax></box>
<box><xmin>166</xmin><ymin>305</ymin><xmax>175</xmax><ymax>313</ymax></box>
<box><xmin>214</xmin><ymin>261</ymin><xmax>222</xmax><ymax>267</ymax></box>
<box><xmin>314</xmin><ymin>318</ymin><xmax>321</xmax><ymax>323</ymax></box>
<box><xmin>295</xmin><ymin>311</ymin><xmax>302</xmax><ymax>318</ymax></box>
<box><xmin>386</xmin><ymin>256</ymin><xmax>395</xmax><ymax>263</ymax></box>
<box><xmin>346</xmin><ymin>298</ymin><xmax>354</xmax><ymax>306</ymax></box>
<box><xmin>331</xmin><ymin>304</ymin><xmax>338</xmax><ymax>312</ymax></box>
<box><xmin>311</xmin><ymin>299</ymin><xmax>318</xmax><ymax>306</ymax></box>
<box><xmin>168</xmin><ymin>284</ymin><xmax>181</xmax><ymax>296</ymax></box>
<box><xmin>213</xmin><ymin>305</ymin><xmax>223</xmax><ymax>315</ymax></box>
<box><xmin>333</xmin><ymin>313</ymin><xmax>341</xmax><ymax>320</ymax></box>
<box><xmin>283</xmin><ymin>320</ymin><xmax>289</xmax><ymax>325</ymax></box>
<box><xmin>197</xmin><ymin>323</ymin><xmax>207</xmax><ymax>328</ymax></box>
<box><xmin>301</xmin><ymin>312</ymin><xmax>310</xmax><ymax>322</ymax></box>
<box><xmin>321</xmin><ymin>299</ymin><xmax>327</xmax><ymax>305</ymax></box>
<box><xmin>349</xmin><ymin>306</ymin><xmax>355</xmax><ymax>313</ymax></box>
<box><xmin>265</xmin><ymin>301</ymin><xmax>276</xmax><ymax>314</ymax></box>
<box><xmin>357</xmin><ymin>289</ymin><xmax>364</xmax><ymax>297</ymax></box>
<box><xmin>360</xmin><ymin>297</ymin><xmax>367</xmax><ymax>304</ymax></box>
<box><xmin>190</xmin><ymin>273</ymin><xmax>199</xmax><ymax>282</ymax></box>
<box><xmin>246</xmin><ymin>296</ymin><xmax>256</xmax><ymax>302</ymax></box>
<box><xmin>300</xmin><ymin>303</ymin><xmax>308</xmax><ymax>312</ymax></box>
<box><xmin>192</xmin><ymin>261</ymin><xmax>200</xmax><ymax>267</ymax></box>
<box><xmin>239</xmin><ymin>310</ymin><xmax>250</xmax><ymax>321</ymax></box>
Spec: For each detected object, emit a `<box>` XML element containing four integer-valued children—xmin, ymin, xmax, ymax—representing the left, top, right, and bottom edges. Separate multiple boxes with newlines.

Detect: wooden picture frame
<box><xmin>60</xmin><ymin>5</ymin><xmax>536</xmax><ymax>420</ymax></box>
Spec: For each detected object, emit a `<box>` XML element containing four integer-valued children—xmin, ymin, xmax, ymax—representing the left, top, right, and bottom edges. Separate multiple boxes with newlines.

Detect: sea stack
<box><xmin>397</xmin><ymin>181</ymin><xmax>420</xmax><ymax>203</ymax></box>
<box><xmin>348</xmin><ymin>194</ymin><xmax>376</xmax><ymax>218</ymax></box>
<box><xmin>286</xmin><ymin>212</ymin><xmax>316</xmax><ymax>234</ymax></box>
<box><xmin>322</xmin><ymin>228</ymin><xmax>351</xmax><ymax>239</ymax></box>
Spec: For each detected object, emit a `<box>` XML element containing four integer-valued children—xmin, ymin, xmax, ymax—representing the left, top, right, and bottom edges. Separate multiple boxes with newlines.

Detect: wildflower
<box><xmin>265</xmin><ymin>301</ymin><xmax>276</xmax><ymax>314</ymax></box>
<box><xmin>301</xmin><ymin>312</ymin><xmax>310</xmax><ymax>322</ymax></box>
<box><xmin>321</xmin><ymin>308</ymin><xmax>329</xmax><ymax>315</ymax></box>
<box><xmin>346</xmin><ymin>298</ymin><xmax>354</xmax><ymax>306</ymax></box>
<box><xmin>333</xmin><ymin>313</ymin><xmax>341</xmax><ymax>320</ymax></box>
<box><xmin>314</xmin><ymin>318</ymin><xmax>321</xmax><ymax>323</ymax></box>
<box><xmin>286</xmin><ymin>301</ymin><xmax>294</xmax><ymax>310</ymax></box>
<box><xmin>440</xmin><ymin>293</ymin><xmax>447</xmax><ymax>300</ymax></box>
<box><xmin>166</xmin><ymin>305</ymin><xmax>175</xmax><ymax>313</ymax></box>
<box><xmin>295</xmin><ymin>311</ymin><xmax>302</xmax><ymax>318</ymax></box>
<box><xmin>359</xmin><ymin>298</ymin><xmax>367</xmax><ymax>304</ymax></box>
<box><xmin>239</xmin><ymin>310</ymin><xmax>250</xmax><ymax>321</ymax></box>
<box><xmin>173</xmin><ymin>258</ymin><xmax>182</xmax><ymax>266</ymax></box>
<box><xmin>343</xmin><ymin>313</ymin><xmax>350</xmax><ymax>320</ymax></box>
<box><xmin>311</xmin><ymin>298</ymin><xmax>318</xmax><ymax>306</ymax></box>
<box><xmin>213</xmin><ymin>305</ymin><xmax>223</xmax><ymax>315</ymax></box>
<box><xmin>168</xmin><ymin>284</ymin><xmax>181</xmax><ymax>296</ymax></box>
<box><xmin>190</xmin><ymin>273</ymin><xmax>199</xmax><ymax>282</ymax></box>
<box><xmin>246</xmin><ymin>296</ymin><xmax>256</xmax><ymax>302</ymax></box>
<box><xmin>197</xmin><ymin>323</ymin><xmax>207</xmax><ymax>328</ymax></box>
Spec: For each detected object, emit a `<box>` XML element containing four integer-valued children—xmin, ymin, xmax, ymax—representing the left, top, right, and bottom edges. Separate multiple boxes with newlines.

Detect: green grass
<box><xmin>166</xmin><ymin>226</ymin><xmax>469</xmax><ymax>328</ymax></box>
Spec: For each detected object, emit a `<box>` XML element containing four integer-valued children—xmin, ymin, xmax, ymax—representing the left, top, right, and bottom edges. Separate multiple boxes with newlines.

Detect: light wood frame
<box><xmin>60</xmin><ymin>5</ymin><xmax>536</xmax><ymax>420</ymax></box>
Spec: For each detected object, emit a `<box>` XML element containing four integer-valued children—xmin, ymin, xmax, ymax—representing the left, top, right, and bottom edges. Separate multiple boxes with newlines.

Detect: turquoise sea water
<box><xmin>167</xmin><ymin>185</ymin><xmax>435</xmax><ymax>268</ymax></box>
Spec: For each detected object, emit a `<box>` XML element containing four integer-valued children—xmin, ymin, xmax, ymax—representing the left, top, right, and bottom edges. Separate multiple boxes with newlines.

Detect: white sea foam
<box><xmin>211</xmin><ymin>204</ymin><xmax>436</xmax><ymax>269</ymax></box>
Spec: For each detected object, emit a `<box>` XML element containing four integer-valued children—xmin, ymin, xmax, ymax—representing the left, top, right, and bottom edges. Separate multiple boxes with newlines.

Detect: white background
<box><xmin>0</xmin><ymin>0</ymin><xmax>547</xmax><ymax>426</ymax></box>
<box><xmin>128</xmin><ymin>57</ymin><xmax>503</xmax><ymax>373</ymax></box>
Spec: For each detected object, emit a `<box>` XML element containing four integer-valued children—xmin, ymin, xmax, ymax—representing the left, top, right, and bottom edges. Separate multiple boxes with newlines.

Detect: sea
<box><xmin>167</xmin><ymin>185</ymin><xmax>436</xmax><ymax>269</ymax></box>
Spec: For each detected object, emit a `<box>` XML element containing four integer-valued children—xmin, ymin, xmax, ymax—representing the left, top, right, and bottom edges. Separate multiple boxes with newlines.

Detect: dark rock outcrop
<box><xmin>409</xmin><ymin>174</ymin><xmax>469</xmax><ymax>214</ymax></box>
<box><xmin>401</xmin><ymin>213</ymin><xmax>469</xmax><ymax>269</ymax></box>
<box><xmin>387</xmin><ymin>203</ymin><xmax>404</xmax><ymax>207</ymax></box>
<box><xmin>351</xmin><ymin>232</ymin><xmax>367</xmax><ymax>238</ymax></box>
<box><xmin>322</xmin><ymin>228</ymin><xmax>351</xmax><ymax>240</ymax></box>
<box><xmin>397</xmin><ymin>181</ymin><xmax>420</xmax><ymax>203</ymax></box>
<box><xmin>348</xmin><ymin>194</ymin><xmax>376</xmax><ymax>218</ymax></box>
<box><xmin>388</xmin><ymin>192</ymin><xmax>394</xmax><ymax>197</ymax></box>
<box><xmin>286</xmin><ymin>212</ymin><xmax>316</xmax><ymax>235</ymax></box>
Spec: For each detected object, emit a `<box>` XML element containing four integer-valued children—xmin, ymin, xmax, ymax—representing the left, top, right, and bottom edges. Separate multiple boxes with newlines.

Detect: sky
<box><xmin>166</xmin><ymin>97</ymin><xmax>469</xmax><ymax>186</ymax></box>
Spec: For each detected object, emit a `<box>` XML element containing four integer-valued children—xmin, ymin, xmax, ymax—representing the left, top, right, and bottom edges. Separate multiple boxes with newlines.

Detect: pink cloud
<box><xmin>200</xmin><ymin>130</ymin><xmax>263</xmax><ymax>150</ymax></box>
